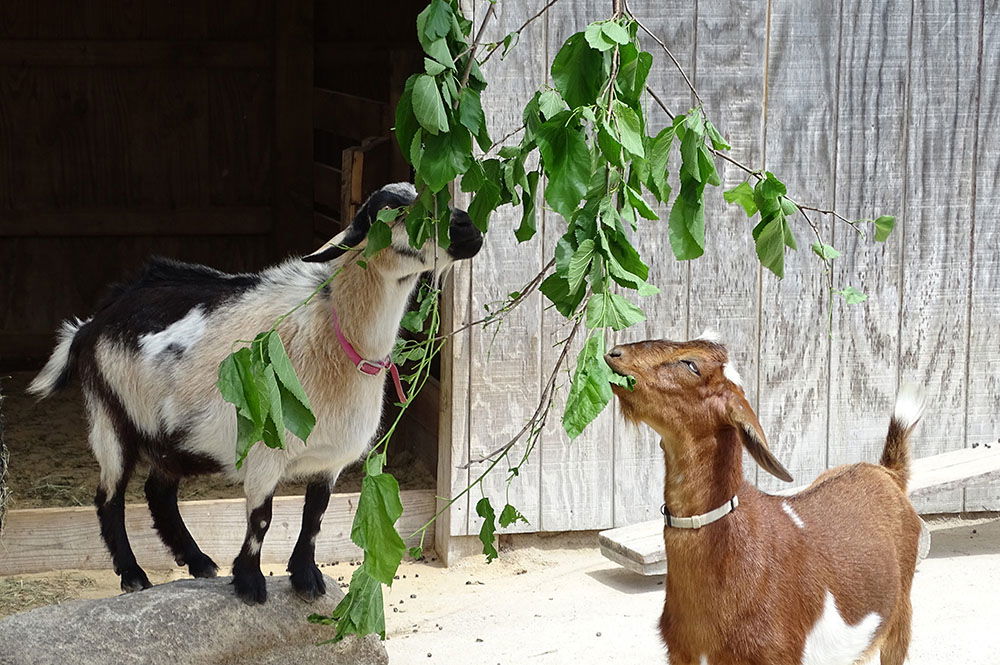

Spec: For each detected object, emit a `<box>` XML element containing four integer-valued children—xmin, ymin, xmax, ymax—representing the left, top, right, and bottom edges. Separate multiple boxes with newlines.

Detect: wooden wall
<box><xmin>0</xmin><ymin>0</ymin><xmax>313</xmax><ymax>366</ymax></box>
<box><xmin>443</xmin><ymin>0</ymin><xmax>1000</xmax><ymax>538</ymax></box>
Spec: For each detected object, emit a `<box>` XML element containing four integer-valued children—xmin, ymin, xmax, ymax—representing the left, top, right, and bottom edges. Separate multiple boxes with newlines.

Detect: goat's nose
<box><xmin>606</xmin><ymin>346</ymin><xmax>623</xmax><ymax>358</ymax></box>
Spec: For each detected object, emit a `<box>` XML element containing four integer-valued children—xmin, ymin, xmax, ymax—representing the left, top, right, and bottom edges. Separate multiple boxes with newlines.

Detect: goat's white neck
<box><xmin>326</xmin><ymin>263</ymin><xmax>419</xmax><ymax>360</ymax></box>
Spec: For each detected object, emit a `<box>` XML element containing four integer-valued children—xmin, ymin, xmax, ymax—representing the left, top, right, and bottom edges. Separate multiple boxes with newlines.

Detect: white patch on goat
<box><xmin>892</xmin><ymin>382</ymin><xmax>926</xmax><ymax>428</ymax></box>
<box><xmin>139</xmin><ymin>306</ymin><xmax>206</xmax><ymax>360</ymax></box>
<box><xmin>782</xmin><ymin>501</ymin><xmax>806</xmax><ymax>529</ymax></box>
<box><xmin>29</xmin><ymin>317</ymin><xmax>89</xmax><ymax>397</ymax></box>
<box><xmin>700</xmin><ymin>655</ymin><xmax>709</xmax><ymax>665</ymax></box>
<box><xmin>801</xmin><ymin>591</ymin><xmax>881</xmax><ymax>665</ymax></box>
<box><xmin>95</xmin><ymin>339</ymin><xmax>165</xmax><ymax>437</ymax></box>
<box><xmin>723</xmin><ymin>362</ymin><xmax>743</xmax><ymax>387</ymax></box>
<box><xmin>86</xmin><ymin>398</ymin><xmax>124</xmax><ymax>492</ymax></box>
<box><xmin>696</xmin><ymin>328</ymin><xmax>721</xmax><ymax>343</ymax></box>
<box><xmin>247</xmin><ymin>536</ymin><xmax>261</xmax><ymax>556</ymax></box>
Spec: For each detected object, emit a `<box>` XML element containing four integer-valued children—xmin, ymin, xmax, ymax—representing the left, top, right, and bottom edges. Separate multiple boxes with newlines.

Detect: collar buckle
<box><xmin>356</xmin><ymin>359</ymin><xmax>386</xmax><ymax>376</ymax></box>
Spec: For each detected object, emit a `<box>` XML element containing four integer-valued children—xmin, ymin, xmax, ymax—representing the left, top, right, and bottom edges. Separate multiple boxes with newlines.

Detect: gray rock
<box><xmin>0</xmin><ymin>575</ymin><xmax>387</xmax><ymax>665</ymax></box>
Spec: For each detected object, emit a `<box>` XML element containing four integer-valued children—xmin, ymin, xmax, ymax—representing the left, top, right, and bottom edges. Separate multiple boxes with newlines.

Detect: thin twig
<box><xmin>459</xmin><ymin>318</ymin><xmax>582</xmax><ymax>468</ymax></box>
<box><xmin>460</xmin><ymin>3</ymin><xmax>498</xmax><ymax>89</ymax></box>
<box><xmin>644</xmin><ymin>85</ymin><xmax>675</xmax><ymax>120</ymax></box>
<box><xmin>629</xmin><ymin>12</ymin><xmax>704</xmax><ymax>107</ymax></box>
<box><xmin>478</xmin><ymin>0</ymin><xmax>563</xmax><ymax>68</ymax></box>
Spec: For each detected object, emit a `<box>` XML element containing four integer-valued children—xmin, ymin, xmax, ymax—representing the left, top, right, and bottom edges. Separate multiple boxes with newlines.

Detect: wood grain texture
<box><xmin>900</xmin><ymin>0</ymin><xmax>980</xmax><ymax>513</ymax></box>
<box><xmin>756</xmin><ymin>0</ymin><xmax>839</xmax><ymax>493</ymax></box>
<box><xmin>965</xmin><ymin>0</ymin><xmax>1000</xmax><ymax>511</ymax></box>
<box><xmin>0</xmin><ymin>40</ymin><xmax>269</xmax><ymax>68</ymax></box>
<box><xmin>607</xmin><ymin>1</ymin><xmax>696</xmax><ymax>528</ymax></box>
<box><xmin>535</xmin><ymin>0</ymin><xmax>614</xmax><ymax>532</ymax></box>
<box><xmin>461</xmin><ymin>0</ymin><xmax>547</xmax><ymax>536</ymax></box>
<box><xmin>0</xmin><ymin>490</ymin><xmax>435</xmax><ymax>576</ymax></box>
<box><xmin>826</xmin><ymin>0</ymin><xmax>909</xmax><ymax>472</ymax></box>
<box><xmin>0</xmin><ymin>208</ymin><xmax>272</xmax><ymax>237</ymax></box>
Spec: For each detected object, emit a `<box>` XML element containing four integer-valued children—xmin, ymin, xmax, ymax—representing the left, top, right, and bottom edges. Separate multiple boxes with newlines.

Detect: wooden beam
<box><xmin>313</xmin><ymin>211</ymin><xmax>343</xmax><ymax>239</ymax></box>
<box><xmin>273</xmin><ymin>0</ymin><xmax>314</xmax><ymax>257</ymax></box>
<box><xmin>0</xmin><ymin>208</ymin><xmax>273</xmax><ymax>237</ymax></box>
<box><xmin>0</xmin><ymin>490</ymin><xmax>436</xmax><ymax>576</ymax></box>
<box><xmin>313</xmin><ymin>162</ymin><xmax>343</xmax><ymax>212</ymax></box>
<box><xmin>313</xmin><ymin>89</ymin><xmax>389</xmax><ymax>141</ymax></box>
<box><xmin>0</xmin><ymin>41</ymin><xmax>269</xmax><ymax>68</ymax></box>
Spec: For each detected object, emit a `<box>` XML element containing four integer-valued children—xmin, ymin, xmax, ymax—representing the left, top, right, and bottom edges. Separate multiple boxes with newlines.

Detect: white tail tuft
<box><xmin>28</xmin><ymin>318</ymin><xmax>87</xmax><ymax>398</ymax></box>
<box><xmin>892</xmin><ymin>381</ymin><xmax>926</xmax><ymax>429</ymax></box>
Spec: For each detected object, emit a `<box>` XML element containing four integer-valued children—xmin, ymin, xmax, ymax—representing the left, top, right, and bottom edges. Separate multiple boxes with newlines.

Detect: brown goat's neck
<box><xmin>326</xmin><ymin>262</ymin><xmax>417</xmax><ymax>360</ymax></box>
<box><xmin>657</xmin><ymin>426</ymin><xmax>746</xmax><ymax>520</ymax></box>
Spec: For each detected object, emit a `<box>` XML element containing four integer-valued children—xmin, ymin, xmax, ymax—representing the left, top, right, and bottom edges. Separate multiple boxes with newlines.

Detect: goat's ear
<box><xmin>727</xmin><ymin>392</ymin><xmax>794</xmax><ymax>483</ymax></box>
<box><xmin>302</xmin><ymin>182</ymin><xmax>417</xmax><ymax>263</ymax></box>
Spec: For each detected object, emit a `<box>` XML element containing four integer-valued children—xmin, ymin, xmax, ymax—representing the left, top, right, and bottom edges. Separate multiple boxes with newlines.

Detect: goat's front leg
<box><xmin>232</xmin><ymin>492</ymin><xmax>274</xmax><ymax>604</ymax></box>
<box><xmin>287</xmin><ymin>478</ymin><xmax>332</xmax><ymax>601</ymax></box>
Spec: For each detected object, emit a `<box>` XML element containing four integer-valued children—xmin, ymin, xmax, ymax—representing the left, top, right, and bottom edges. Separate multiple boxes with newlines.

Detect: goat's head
<box><xmin>302</xmin><ymin>183</ymin><xmax>483</xmax><ymax>278</ymax></box>
<box><xmin>605</xmin><ymin>337</ymin><xmax>793</xmax><ymax>482</ymax></box>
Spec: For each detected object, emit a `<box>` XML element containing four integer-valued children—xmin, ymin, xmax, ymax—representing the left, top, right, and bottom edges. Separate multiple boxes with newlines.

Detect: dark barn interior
<box><xmin>0</xmin><ymin>0</ymin><xmax>439</xmax><ymax>506</ymax></box>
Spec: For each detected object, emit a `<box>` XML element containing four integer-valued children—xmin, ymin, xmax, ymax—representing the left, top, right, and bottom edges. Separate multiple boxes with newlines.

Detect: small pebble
<box><xmin>415</xmin><ymin>574</ymin><xmax>420</xmax><ymax>578</ymax></box>
<box><xmin>475</xmin><ymin>638</ymin><xmax>484</xmax><ymax>643</ymax></box>
<box><xmin>393</xmin><ymin>607</ymin><xmax>399</xmax><ymax>613</ymax></box>
<box><xmin>427</xmin><ymin>653</ymin><xmax>432</xmax><ymax>658</ymax></box>
<box><xmin>410</xmin><ymin>593</ymin><xmax>417</xmax><ymax>599</ymax></box>
<box><xmin>596</xmin><ymin>632</ymin><xmax>602</xmax><ymax>637</ymax></box>
<box><xmin>268</xmin><ymin>571</ymin><xmax>273</xmax><ymax>576</ymax></box>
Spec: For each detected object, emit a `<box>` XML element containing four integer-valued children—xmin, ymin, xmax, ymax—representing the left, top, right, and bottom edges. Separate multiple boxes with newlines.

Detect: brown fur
<box><xmin>606</xmin><ymin>339</ymin><xmax>922</xmax><ymax>665</ymax></box>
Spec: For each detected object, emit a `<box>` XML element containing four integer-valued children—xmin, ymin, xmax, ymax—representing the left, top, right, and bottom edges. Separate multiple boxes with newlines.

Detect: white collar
<box><xmin>662</xmin><ymin>495</ymin><xmax>739</xmax><ymax>529</ymax></box>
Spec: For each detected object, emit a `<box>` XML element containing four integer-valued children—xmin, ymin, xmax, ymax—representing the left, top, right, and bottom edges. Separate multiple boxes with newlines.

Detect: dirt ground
<box><xmin>1</xmin><ymin>515</ymin><xmax>997</xmax><ymax>663</ymax></box>
<box><xmin>0</xmin><ymin>371</ymin><xmax>433</xmax><ymax>509</ymax></box>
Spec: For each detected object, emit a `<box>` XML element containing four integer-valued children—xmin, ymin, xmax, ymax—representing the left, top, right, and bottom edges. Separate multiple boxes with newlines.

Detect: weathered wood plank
<box><xmin>899</xmin><ymin>0</ymin><xmax>980</xmax><ymax>513</ymax></box>
<box><xmin>0</xmin><ymin>208</ymin><xmax>272</xmax><ymax>237</ymax></box>
<box><xmin>462</xmin><ymin>0</ymin><xmax>547</xmax><ymax>535</ymax></box>
<box><xmin>826</xmin><ymin>0</ymin><xmax>909</xmax><ymax>473</ymax></box>
<box><xmin>756</xmin><ymin>0</ymin><xmax>839</xmax><ymax>493</ymax></box>
<box><xmin>536</xmin><ymin>0</ymin><xmax>616</xmax><ymax>532</ymax></box>
<box><xmin>0</xmin><ymin>490</ymin><xmax>436</xmax><ymax>576</ymax></box>
<box><xmin>965</xmin><ymin>0</ymin><xmax>1000</xmax><ymax>511</ymax></box>
<box><xmin>609</xmin><ymin>1</ymin><xmax>696</xmax><ymax>527</ymax></box>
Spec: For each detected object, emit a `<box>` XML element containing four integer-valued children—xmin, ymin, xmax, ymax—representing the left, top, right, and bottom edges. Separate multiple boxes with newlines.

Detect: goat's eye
<box><xmin>681</xmin><ymin>360</ymin><xmax>700</xmax><ymax>376</ymax></box>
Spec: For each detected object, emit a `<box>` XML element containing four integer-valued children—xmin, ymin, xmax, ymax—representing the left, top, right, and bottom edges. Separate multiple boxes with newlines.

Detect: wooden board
<box><xmin>755</xmin><ymin>0</ymin><xmax>839</xmax><ymax>493</ymax></box>
<box><xmin>598</xmin><ymin>448</ymin><xmax>998</xmax><ymax>575</ymax></box>
<box><xmin>899</xmin><ymin>0</ymin><xmax>980</xmax><ymax>513</ymax></box>
<box><xmin>826</xmin><ymin>0</ymin><xmax>908</xmax><ymax>476</ymax></box>
<box><xmin>965</xmin><ymin>1</ymin><xmax>1000</xmax><ymax>511</ymax></box>
<box><xmin>0</xmin><ymin>489</ymin><xmax>435</xmax><ymax>576</ymax></box>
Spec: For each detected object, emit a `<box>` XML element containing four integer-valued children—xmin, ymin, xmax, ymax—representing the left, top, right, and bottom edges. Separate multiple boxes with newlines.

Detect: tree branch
<box><xmin>478</xmin><ymin>0</ymin><xmax>563</xmax><ymax>68</ymax></box>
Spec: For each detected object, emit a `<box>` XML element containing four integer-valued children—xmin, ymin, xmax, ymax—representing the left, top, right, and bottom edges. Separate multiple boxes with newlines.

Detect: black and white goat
<box><xmin>29</xmin><ymin>183</ymin><xmax>483</xmax><ymax>603</ymax></box>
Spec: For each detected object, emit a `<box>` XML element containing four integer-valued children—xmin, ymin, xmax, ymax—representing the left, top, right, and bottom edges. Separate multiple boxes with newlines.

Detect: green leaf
<box><xmin>536</xmin><ymin>115</ymin><xmax>591</xmax><ymax>219</ymax></box>
<box><xmin>499</xmin><ymin>504</ymin><xmax>529</xmax><ymax>528</ymax></box>
<box><xmin>324</xmin><ymin>564</ymin><xmax>386</xmax><ymax>642</ymax></box>
<box><xmin>476</xmin><ymin>497</ymin><xmax>499</xmax><ymax>563</ymax></box>
<box><xmin>835</xmin><ymin>286</ymin><xmax>869</xmax><ymax>304</ymax></box>
<box><xmin>601</xmin><ymin>21</ymin><xmax>631</xmax><ymax>45</ymax></box>
<box><xmin>668</xmin><ymin>182</ymin><xmax>706</xmax><ymax>260</ymax></box>
<box><xmin>408</xmin><ymin>546</ymin><xmax>424</xmax><ymax>560</ymax></box>
<box><xmin>421</xmin><ymin>126</ymin><xmax>472</xmax><ymax>191</ymax></box>
<box><xmin>540</xmin><ymin>273</ymin><xmax>587</xmax><ymax>318</ymax></box>
<box><xmin>515</xmin><ymin>171</ymin><xmax>540</xmax><ymax>242</ymax></box>
<box><xmin>538</xmin><ymin>89</ymin><xmax>569</xmax><ymax>120</ymax></box>
<box><xmin>874</xmin><ymin>215</ymin><xmax>896</xmax><ymax>242</ymax></box>
<box><xmin>551</xmin><ymin>32</ymin><xmax>605</xmax><ymax>108</ymax></box>
<box><xmin>754</xmin><ymin>218</ymin><xmax>787</xmax><ymax>278</ymax></box>
<box><xmin>705</xmin><ymin>119</ymin><xmax>731</xmax><ymax>150</ymax></box>
<box><xmin>584</xmin><ymin>22</ymin><xmax>617</xmax><ymax>51</ymax></box>
<box><xmin>266</xmin><ymin>332</ymin><xmax>315</xmax><ymax>442</ymax></box>
<box><xmin>562</xmin><ymin>332</ymin><xmax>617</xmax><ymax>439</ymax></box>
<box><xmin>457</xmin><ymin>87</ymin><xmax>486</xmax><ymax>136</ymax></box>
<box><xmin>586</xmin><ymin>291</ymin><xmax>646</xmax><ymax>330</ymax></box>
<box><xmin>400</xmin><ymin>288</ymin><xmax>436</xmax><ymax>333</ymax></box>
<box><xmin>394</xmin><ymin>77</ymin><xmax>420</xmax><ymax>168</ymax></box>
<box><xmin>412</xmin><ymin>74</ymin><xmax>449</xmax><ymax>135</ymax></box>
<box><xmin>626</xmin><ymin>186</ymin><xmax>658</xmax><ymax>220</ymax></box>
<box><xmin>597</xmin><ymin>122</ymin><xmax>625</xmax><ymax>168</ymax></box>
<box><xmin>615</xmin><ymin>45</ymin><xmax>653</xmax><ymax>107</ymax></box>
<box><xmin>351</xmin><ymin>470</ymin><xmax>406</xmax><ymax>585</ymax></box>
<box><xmin>567</xmin><ymin>238</ymin><xmax>595</xmax><ymax>295</ymax></box>
<box><xmin>613</xmin><ymin>101</ymin><xmax>644</xmax><ymax>158</ymax></box>
<box><xmin>364</xmin><ymin>220</ymin><xmax>392</xmax><ymax>258</ymax></box>
<box><xmin>419</xmin><ymin>0</ymin><xmax>453</xmax><ymax>42</ymax></box>
<box><xmin>644</xmin><ymin>127</ymin><xmax>674</xmax><ymax>202</ymax></box>
<box><xmin>811</xmin><ymin>242</ymin><xmax>841</xmax><ymax>261</ymax></box>
<box><xmin>424</xmin><ymin>57</ymin><xmax>446</xmax><ymax>76</ymax></box>
<box><xmin>724</xmin><ymin>181</ymin><xmax>758</xmax><ymax>217</ymax></box>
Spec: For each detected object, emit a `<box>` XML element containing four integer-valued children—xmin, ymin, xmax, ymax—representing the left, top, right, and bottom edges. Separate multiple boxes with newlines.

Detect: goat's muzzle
<box><xmin>447</xmin><ymin>209</ymin><xmax>483</xmax><ymax>260</ymax></box>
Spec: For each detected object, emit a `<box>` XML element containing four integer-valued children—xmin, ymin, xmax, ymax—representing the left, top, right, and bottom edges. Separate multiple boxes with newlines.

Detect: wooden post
<box><xmin>273</xmin><ymin>0</ymin><xmax>315</xmax><ymax>257</ymax></box>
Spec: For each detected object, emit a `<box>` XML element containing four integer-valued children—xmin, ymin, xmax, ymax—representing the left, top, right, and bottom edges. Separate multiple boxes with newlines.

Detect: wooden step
<box><xmin>599</xmin><ymin>447</ymin><xmax>1000</xmax><ymax>575</ymax></box>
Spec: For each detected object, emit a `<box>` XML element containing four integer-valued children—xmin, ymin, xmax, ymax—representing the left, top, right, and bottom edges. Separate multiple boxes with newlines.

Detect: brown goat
<box><xmin>606</xmin><ymin>337</ymin><xmax>923</xmax><ymax>665</ymax></box>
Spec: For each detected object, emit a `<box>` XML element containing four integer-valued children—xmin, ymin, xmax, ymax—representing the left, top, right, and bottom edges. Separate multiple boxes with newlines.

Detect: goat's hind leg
<box><xmin>287</xmin><ymin>479</ymin><xmax>332</xmax><ymax>601</ymax></box>
<box><xmin>145</xmin><ymin>471</ymin><xmax>218</xmax><ymax>578</ymax></box>
<box><xmin>89</xmin><ymin>403</ymin><xmax>150</xmax><ymax>592</ymax></box>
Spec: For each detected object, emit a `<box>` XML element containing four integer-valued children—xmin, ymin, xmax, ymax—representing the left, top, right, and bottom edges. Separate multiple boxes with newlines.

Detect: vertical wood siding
<box><xmin>448</xmin><ymin>0</ymin><xmax>998</xmax><ymax>535</ymax></box>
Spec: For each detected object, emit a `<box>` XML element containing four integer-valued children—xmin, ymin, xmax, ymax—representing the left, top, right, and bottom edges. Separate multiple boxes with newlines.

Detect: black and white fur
<box><xmin>29</xmin><ymin>183</ymin><xmax>483</xmax><ymax>603</ymax></box>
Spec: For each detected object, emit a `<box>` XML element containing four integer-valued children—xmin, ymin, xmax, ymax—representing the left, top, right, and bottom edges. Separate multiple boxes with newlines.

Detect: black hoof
<box><xmin>120</xmin><ymin>567</ymin><xmax>152</xmax><ymax>593</ymax></box>
<box><xmin>187</xmin><ymin>552</ymin><xmax>219</xmax><ymax>579</ymax></box>
<box><xmin>232</xmin><ymin>569</ymin><xmax>268</xmax><ymax>605</ymax></box>
<box><xmin>289</xmin><ymin>564</ymin><xmax>327</xmax><ymax>602</ymax></box>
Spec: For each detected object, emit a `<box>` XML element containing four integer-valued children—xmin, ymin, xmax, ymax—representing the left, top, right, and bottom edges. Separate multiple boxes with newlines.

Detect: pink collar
<box><xmin>331</xmin><ymin>308</ymin><xmax>407</xmax><ymax>404</ymax></box>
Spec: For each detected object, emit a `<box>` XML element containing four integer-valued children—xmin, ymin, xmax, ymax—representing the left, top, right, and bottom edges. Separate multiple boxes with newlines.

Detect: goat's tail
<box><xmin>880</xmin><ymin>382</ymin><xmax>926</xmax><ymax>490</ymax></box>
<box><xmin>28</xmin><ymin>318</ymin><xmax>88</xmax><ymax>398</ymax></box>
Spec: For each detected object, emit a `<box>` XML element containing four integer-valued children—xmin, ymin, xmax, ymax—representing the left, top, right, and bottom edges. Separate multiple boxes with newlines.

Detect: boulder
<box><xmin>0</xmin><ymin>575</ymin><xmax>387</xmax><ymax>665</ymax></box>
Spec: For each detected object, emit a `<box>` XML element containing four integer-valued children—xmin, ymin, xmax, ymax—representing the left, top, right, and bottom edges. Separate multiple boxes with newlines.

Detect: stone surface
<box><xmin>0</xmin><ymin>575</ymin><xmax>387</xmax><ymax>665</ymax></box>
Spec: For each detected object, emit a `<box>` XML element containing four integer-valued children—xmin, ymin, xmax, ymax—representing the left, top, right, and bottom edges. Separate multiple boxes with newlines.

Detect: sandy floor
<box><xmin>0</xmin><ymin>371</ymin><xmax>433</xmax><ymax>508</ymax></box>
<box><xmin>1</xmin><ymin>516</ymin><xmax>997</xmax><ymax>663</ymax></box>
